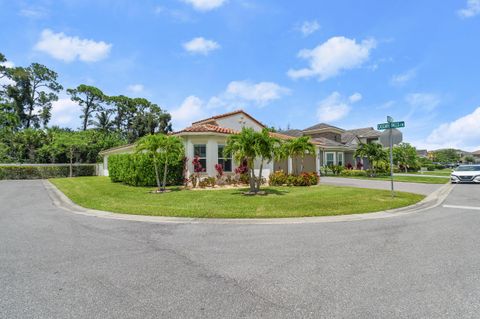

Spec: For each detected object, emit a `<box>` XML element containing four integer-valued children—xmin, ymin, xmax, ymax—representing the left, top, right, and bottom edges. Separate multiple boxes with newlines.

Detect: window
<box><xmin>217</xmin><ymin>145</ymin><xmax>232</xmax><ymax>172</ymax></box>
<box><xmin>194</xmin><ymin>144</ymin><xmax>207</xmax><ymax>171</ymax></box>
<box><xmin>337</xmin><ymin>153</ymin><xmax>344</xmax><ymax>166</ymax></box>
<box><xmin>326</xmin><ymin>152</ymin><xmax>335</xmax><ymax>166</ymax></box>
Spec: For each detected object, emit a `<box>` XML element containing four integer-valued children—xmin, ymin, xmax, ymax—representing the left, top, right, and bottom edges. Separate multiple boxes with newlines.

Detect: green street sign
<box><xmin>377</xmin><ymin>121</ymin><xmax>405</xmax><ymax>130</ymax></box>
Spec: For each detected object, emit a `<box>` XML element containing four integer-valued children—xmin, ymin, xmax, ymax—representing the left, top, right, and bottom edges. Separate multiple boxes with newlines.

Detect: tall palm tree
<box><xmin>354</xmin><ymin>143</ymin><xmax>388</xmax><ymax>176</ymax></box>
<box><xmin>282</xmin><ymin>136</ymin><xmax>316</xmax><ymax>174</ymax></box>
<box><xmin>93</xmin><ymin>110</ymin><xmax>114</xmax><ymax>133</ymax></box>
<box><xmin>253</xmin><ymin>128</ymin><xmax>281</xmax><ymax>191</ymax></box>
<box><xmin>224</xmin><ymin>127</ymin><xmax>259</xmax><ymax>193</ymax></box>
<box><xmin>136</xmin><ymin>134</ymin><xmax>184</xmax><ymax>192</ymax></box>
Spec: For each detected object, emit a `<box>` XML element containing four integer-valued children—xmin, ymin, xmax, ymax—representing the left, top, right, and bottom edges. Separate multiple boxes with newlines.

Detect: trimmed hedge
<box><xmin>269</xmin><ymin>171</ymin><xmax>319</xmax><ymax>186</ymax></box>
<box><xmin>340</xmin><ymin>169</ymin><xmax>368</xmax><ymax>177</ymax></box>
<box><xmin>0</xmin><ymin>165</ymin><xmax>96</xmax><ymax>180</ymax></box>
<box><xmin>108</xmin><ymin>153</ymin><xmax>184</xmax><ymax>187</ymax></box>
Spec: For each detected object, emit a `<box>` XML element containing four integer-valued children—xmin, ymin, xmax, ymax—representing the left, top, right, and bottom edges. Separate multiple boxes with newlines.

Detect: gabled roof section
<box><xmin>472</xmin><ymin>150</ymin><xmax>480</xmax><ymax>155</ymax></box>
<box><xmin>303</xmin><ymin>123</ymin><xmax>345</xmax><ymax>132</ymax></box>
<box><xmin>173</xmin><ymin>124</ymin><xmax>238</xmax><ymax>135</ymax></box>
<box><xmin>279</xmin><ymin>129</ymin><xmax>303</xmax><ymax>137</ymax></box>
<box><xmin>345</xmin><ymin>127</ymin><xmax>381</xmax><ymax>138</ymax></box>
<box><xmin>192</xmin><ymin>110</ymin><xmax>266</xmax><ymax>128</ymax></box>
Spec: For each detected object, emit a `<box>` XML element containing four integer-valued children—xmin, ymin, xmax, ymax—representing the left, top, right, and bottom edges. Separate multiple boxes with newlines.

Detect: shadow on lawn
<box><xmin>229</xmin><ymin>188</ymin><xmax>290</xmax><ymax>196</ymax></box>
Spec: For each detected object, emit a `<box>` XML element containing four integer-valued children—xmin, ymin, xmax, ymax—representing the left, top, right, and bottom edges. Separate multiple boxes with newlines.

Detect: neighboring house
<box><xmin>416</xmin><ymin>149</ymin><xmax>428</xmax><ymax>158</ymax></box>
<box><xmin>470</xmin><ymin>150</ymin><xmax>480</xmax><ymax>163</ymax></box>
<box><xmin>99</xmin><ymin>110</ymin><xmax>382</xmax><ymax>178</ymax></box>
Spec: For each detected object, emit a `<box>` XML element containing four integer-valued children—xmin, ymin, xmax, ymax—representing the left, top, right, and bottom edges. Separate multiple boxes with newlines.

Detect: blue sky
<box><xmin>1</xmin><ymin>0</ymin><xmax>480</xmax><ymax>151</ymax></box>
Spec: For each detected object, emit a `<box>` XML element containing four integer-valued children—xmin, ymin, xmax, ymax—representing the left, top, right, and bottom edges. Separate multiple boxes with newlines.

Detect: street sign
<box><xmin>380</xmin><ymin>128</ymin><xmax>403</xmax><ymax>147</ymax></box>
<box><xmin>377</xmin><ymin>121</ymin><xmax>405</xmax><ymax>130</ymax></box>
<box><xmin>377</xmin><ymin>116</ymin><xmax>406</xmax><ymax>198</ymax></box>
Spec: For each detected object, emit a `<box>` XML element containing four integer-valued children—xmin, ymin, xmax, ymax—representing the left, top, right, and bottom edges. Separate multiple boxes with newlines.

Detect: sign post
<box><xmin>377</xmin><ymin>117</ymin><xmax>406</xmax><ymax>198</ymax></box>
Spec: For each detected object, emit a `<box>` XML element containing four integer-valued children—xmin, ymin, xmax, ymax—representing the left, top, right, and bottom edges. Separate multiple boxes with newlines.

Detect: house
<box><xmin>416</xmin><ymin>149</ymin><xmax>428</xmax><ymax>158</ymax></box>
<box><xmin>99</xmin><ymin>110</ymin><xmax>382</xmax><ymax>178</ymax></box>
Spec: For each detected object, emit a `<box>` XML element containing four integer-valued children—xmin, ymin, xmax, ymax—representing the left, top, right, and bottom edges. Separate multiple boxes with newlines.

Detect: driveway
<box><xmin>1</xmin><ymin>180</ymin><xmax>480</xmax><ymax>318</ymax></box>
<box><xmin>320</xmin><ymin>176</ymin><xmax>443</xmax><ymax>195</ymax></box>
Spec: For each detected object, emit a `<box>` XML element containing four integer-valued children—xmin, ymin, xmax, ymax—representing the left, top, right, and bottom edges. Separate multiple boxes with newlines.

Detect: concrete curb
<box><xmin>43</xmin><ymin>180</ymin><xmax>454</xmax><ymax>225</ymax></box>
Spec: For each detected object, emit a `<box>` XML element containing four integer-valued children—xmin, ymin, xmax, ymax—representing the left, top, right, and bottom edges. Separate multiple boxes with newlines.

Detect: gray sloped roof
<box><xmin>344</xmin><ymin>127</ymin><xmax>381</xmax><ymax>138</ymax></box>
<box><xmin>279</xmin><ymin>129</ymin><xmax>303</xmax><ymax>137</ymax></box>
<box><xmin>312</xmin><ymin>137</ymin><xmax>346</xmax><ymax>147</ymax></box>
<box><xmin>303</xmin><ymin>123</ymin><xmax>345</xmax><ymax>132</ymax></box>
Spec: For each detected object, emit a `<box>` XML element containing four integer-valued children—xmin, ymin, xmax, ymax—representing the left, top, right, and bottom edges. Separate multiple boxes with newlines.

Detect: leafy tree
<box><xmin>354</xmin><ymin>143</ymin><xmax>388</xmax><ymax>176</ymax></box>
<box><xmin>393</xmin><ymin>143</ymin><xmax>418</xmax><ymax>172</ymax></box>
<box><xmin>136</xmin><ymin>134</ymin><xmax>184</xmax><ymax>192</ymax></box>
<box><xmin>67</xmin><ymin>85</ymin><xmax>106</xmax><ymax>131</ymax></box>
<box><xmin>51</xmin><ymin>131</ymin><xmax>89</xmax><ymax>177</ymax></box>
<box><xmin>432</xmin><ymin>149</ymin><xmax>461</xmax><ymax>163</ymax></box>
<box><xmin>463</xmin><ymin>155</ymin><xmax>475</xmax><ymax>164</ymax></box>
<box><xmin>10</xmin><ymin>128</ymin><xmax>46</xmax><ymax>163</ymax></box>
<box><xmin>6</xmin><ymin>63</ymin><xmax>62</xmax><ymax>129</ymax></box>
<box><xmin>281</xmin><ymin>136</ymin><xmax>315</xmax><ymax>174</ymax></box>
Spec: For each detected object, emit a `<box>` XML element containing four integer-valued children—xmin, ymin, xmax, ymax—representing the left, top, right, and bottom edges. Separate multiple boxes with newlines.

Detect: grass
<box><xmin>50</xmin><ymin>176</ymin><xmax>425</xmax><ymax>219</ymax></box>
<box><xmin>407</xmin><ymin>169</ymin><xmax>453</xmax><ymax>177</ymax></box>
<box><xmin>330</xmin><ymin>175</ymin><xmax>449</xmax><ymax>184</ymax></box>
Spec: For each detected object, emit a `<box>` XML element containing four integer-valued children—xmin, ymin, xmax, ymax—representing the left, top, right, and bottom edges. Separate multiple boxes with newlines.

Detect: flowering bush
<box><xmin>340</xmin><ymin>169</ymin><xmax>368</xmax><ymax>177</ymax></box>
<box><xmin>345</xmin><ymin>162</ymin><xmax>353</xmax><ymax>170</ymax></box>
<box><xmin>356</xmin><ymin>161</ymin><xmax>363</xmax><ymax>170</ymax></box>
<box><xmin>215</xmin><ymin>163</ymin><xmax>224</xmax><ymax>178</ymax></box>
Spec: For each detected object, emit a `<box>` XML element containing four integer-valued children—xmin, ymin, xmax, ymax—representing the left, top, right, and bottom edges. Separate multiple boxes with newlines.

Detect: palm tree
<box><xmin>354</xmin><ymin>143</ymin><xmax>388</xmax><ymax>176</ymax></box>
<box><xmin>136</xmin><ymin>134</ymin><xmax>184</xmax><ymax>192</ymax></box>
<box><xmin>224</xmin><ymin>127</ymin><xmax>259</xmax><ymax>193</ymax></box>
<box><xmin>253</xmin><ymin>128</ymin><xmax>281</xmax><ymax>192</ymax></box>
<box><xmin>92</xmin><ymin>110</ymin><xmax>114</xmax><ymax>133</ymax></box>
<box><xmin>282</xmin><ymin>136</ymin><xmax>316</xmax><ymax>174</ymax></box>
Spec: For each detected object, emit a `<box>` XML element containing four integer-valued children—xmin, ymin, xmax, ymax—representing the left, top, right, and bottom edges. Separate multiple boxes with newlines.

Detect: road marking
<box><xmin>443</xmin><ymin>204</ymin><xmax>480</xmax><ymax>211</ymax></box>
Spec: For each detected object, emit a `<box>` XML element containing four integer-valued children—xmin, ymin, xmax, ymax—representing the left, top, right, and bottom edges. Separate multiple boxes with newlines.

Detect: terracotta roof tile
<box><xmin>174</xmin><ymin>124</ymin><xmax>239</xmax><ymax>135</ymax></box>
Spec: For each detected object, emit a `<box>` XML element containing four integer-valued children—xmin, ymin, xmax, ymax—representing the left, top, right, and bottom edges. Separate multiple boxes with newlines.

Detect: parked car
<box><xmin>450</xmin><ymin>165</ymin><xmax>480</xmax><ymax>184</ymax></box>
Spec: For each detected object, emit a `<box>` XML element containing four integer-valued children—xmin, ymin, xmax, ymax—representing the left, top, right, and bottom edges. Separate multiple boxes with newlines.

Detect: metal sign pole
<box><xmin>389</xmin><ymin>127</ymin><xmax>395</xmax><ymax>198</ymax></box>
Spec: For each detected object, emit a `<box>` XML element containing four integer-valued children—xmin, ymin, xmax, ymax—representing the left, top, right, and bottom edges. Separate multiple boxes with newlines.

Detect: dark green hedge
<box><xmin>108</xmin><ymin>153</ymin><xmax>184</xmax><ymax>187</ymax></box>
<box><xmin>0</xmin><ymin>165</ymin><xmax>96</xmax><ymax>180</ymax></box>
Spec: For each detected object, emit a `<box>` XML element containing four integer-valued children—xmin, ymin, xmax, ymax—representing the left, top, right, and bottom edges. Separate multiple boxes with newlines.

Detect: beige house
<box><xmin>99</xmin><ymin>110</ymin><xmax>381</xmax><ymax>178</ymax></box>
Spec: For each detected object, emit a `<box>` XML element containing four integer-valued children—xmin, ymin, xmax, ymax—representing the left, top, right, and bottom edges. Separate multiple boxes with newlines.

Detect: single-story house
<box><xmin>99</xmin><ymin>110</ymin><xmax>381</xmax><ymax>178</ymax></box>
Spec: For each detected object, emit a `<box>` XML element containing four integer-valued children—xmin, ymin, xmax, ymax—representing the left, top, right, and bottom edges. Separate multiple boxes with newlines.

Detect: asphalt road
<box><xmin>1</xmin><ymin>180</ymin><xmax>480</xmax><ymax>318</ymax></box>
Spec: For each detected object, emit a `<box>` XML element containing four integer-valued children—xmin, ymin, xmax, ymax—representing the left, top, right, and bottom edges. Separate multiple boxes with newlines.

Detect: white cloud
<box><xmin>50</xmin><ymin>98</ymin><xmax>81</xmax><ymax>127</ymax></box>
<box><xmin>316</xmin><ymin>91</ymin><xmax>362</xmax><ymax>122</ymax></box>
<box><xmin>423</xmin><ymin>107</ymin><xmax>480</xmax><ymax>151</ymax></box>
<box><xmin>19</xmin><ymin>6</ymin><xmax>48</xmax><ymax>18</ymax></box>
<box><xmin>288</xmin><ymin>36</ymin><xmax>377</xmax><ymax>81</ymax></box>
<box><xmin>405</xmin><ymin>93</ymin><xmax>441</xmax><ymax>112</ymax></box>
<box><xmin>0</xmin><ymin>61</ymin><xmax>15</xmax><ymax>86</ymax></box>
<box><xmin>298</xmin><ymin>20</ymin><xmax>320</xmax><ymax>36</ymax></box>
<box><xmin>170</xmin><ymin>95</ymin><xmax>206</xmax><ymax>129</ymax></box>
<box><xmin>183</xmin><ymin>37</ymin><xmax>220</xmax><ymax>55</ymax></box>
<box><xmin>458</xmin><ymin>0</ymin><xmax>480</xmax><ymax>18</ymax></box>
<box><xmin>34</xmin><ymin>29</ymin><xmax>112</xmax><ymax>62</ymax></box>
<box><xmin>207</xmin><ymin>80</ymin><xmax>290</xmax><ymax>109</ymax></box>
<box><xmin>390</xmin><ymin>68</ymin><xmax>416</xmax><ymax>86</ymax></box>
<box><xmin>182</xmin><ymin>0</ymin><xmax>227</xmax><ymax>11</ymax></box>
<box><xmin>127</xmin><ymin>84</ymin><xmax>144</xmax><ymax>94</ymax></box>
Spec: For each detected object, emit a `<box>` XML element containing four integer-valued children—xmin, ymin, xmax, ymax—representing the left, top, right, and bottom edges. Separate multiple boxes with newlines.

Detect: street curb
<box><xmin>43</xmin><ymin>180</ymin><xmax>454</xmax><ymax>225</ymax></box>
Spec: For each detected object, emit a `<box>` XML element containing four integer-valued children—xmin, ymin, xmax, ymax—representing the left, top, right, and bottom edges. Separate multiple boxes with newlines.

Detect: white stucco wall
<box><xmin>215</xmin><ymin>114</ymin><xmax>264</xmax><ymax>132</ymax></box>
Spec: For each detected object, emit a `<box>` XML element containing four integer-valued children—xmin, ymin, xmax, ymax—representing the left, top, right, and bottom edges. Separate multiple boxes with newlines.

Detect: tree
<box><xmin>67</xmin><ymin>85</ymin><xmax>105</xmax><ymax>131</ymax></box>
<box><xmin>6</xmin><ymin>63</ymin><xmax>62</xmax><ymax>129</ymax></box>
<box><xmin>393</xmin><ymin>143</ymin><xmax>418</xmax><ymax>172</ymax></box>
<box><xmin>354</xmin><ymin>143</ymin><xmax>388</xmax><ymax>176</ymax></box>
<box><xmin>136</xmin><ymin>134</ymin><xmax>184</xmax><ymax>192</ymax></box>
<box><xmin>432</xmin><ymin>149</ymin><xmax>461</xmax><ymax>164</ymax></box>
<box><xmin>92</xmin><ymin>109</ymin><xmax>114</xmax><ymax>133</ymax></box>
<box><xmin>252</xmin><ymin>128</ymin><xmax>281</xmax><ymax>192</ymax></box>
<box><xmin>51</xmin><ymin>131</ymin><xmax>88</xmax><ymax>177</ymax></box>
<box><xmin>224</xmin><ymin>127</ymin><xmax>260</xmax><ymax>193</ymax></box>
<box><xmin>463</xmin><ymin>155</ymin><xmax>475</xmax><ymax>164</ymax></box>
<box><xmin>281</xmin><ymin>136</ymin><xmax>315</xmax><ymax>174</ymax></box>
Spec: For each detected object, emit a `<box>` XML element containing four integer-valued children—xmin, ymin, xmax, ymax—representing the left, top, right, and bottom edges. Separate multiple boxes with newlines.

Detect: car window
<box><xmin>455</xmin><ymin>166</ymin><xmax>480</xmax><ymax>172</ymax></box>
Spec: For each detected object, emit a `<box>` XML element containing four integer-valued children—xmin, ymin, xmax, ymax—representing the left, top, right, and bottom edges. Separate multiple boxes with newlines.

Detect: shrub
<box><xmin>0</xmin><ymin>165</ymin><xmax>96</xmax><ymax>180</ymax></box>
<box><xmin>328</xmin><ymin>165</ymin><xmax>344</xmax><ymax>176</ymax></box>
<box><xmin>269</xmin><ymin>171</ymin><xmax>319</xmax><ymax>186</ymax></box>
<box><xmin>108</xmin><ymin>153</ymin><xmax>183</xmax><ymax>187</ymax></box>
<box><xmin>340</xmin><ymin>169</ymin><xmax>368</xmax><ymax>177</ymax></box>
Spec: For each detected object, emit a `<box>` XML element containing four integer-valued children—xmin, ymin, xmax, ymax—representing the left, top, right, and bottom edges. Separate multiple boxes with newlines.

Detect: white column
<box><xmin>185</xmin><ymin>138</ymin><xmax>194</xmax><ymax>177</ymax></box>
<box><xmin>207</xmin><ymin>139</ymin><xmax>217</xmax><ymax>176</ymax></box>
<box><xmin>315</xmin><ymin>148</ymin><xmax>321</xmax><ymax>176</ymax></box>
<box><xmin>287</xmin><ymin>156</ymin><xmax>293</xmax><ymax>174</ymax></box>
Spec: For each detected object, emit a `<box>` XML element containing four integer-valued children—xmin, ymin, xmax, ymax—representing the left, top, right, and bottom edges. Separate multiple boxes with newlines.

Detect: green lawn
<box><xmin>50</xmin><ymin>176</ymin><xmax>424</xmax><ymax>219</ymax></box>
<box><xmin>408</xmin><ymin>169</ymin><xmax>453</xmax><ymax>177</ymax></box>
<box><xmin>331</xmin><ymin>175</ymin><xmax>449</xmax><ymax>184</ymax></box>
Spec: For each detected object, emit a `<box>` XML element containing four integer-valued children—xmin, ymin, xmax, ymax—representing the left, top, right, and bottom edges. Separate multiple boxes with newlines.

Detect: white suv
<box><xmin>451</xmin><ymin>165</ymin><xmax>480</xmax><ymax>184</ymax></box>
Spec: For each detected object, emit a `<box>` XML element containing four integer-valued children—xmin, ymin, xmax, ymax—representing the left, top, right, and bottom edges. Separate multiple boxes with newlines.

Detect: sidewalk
<box><xmin>320</xmin><ymin>177</ymin><xmax>443</xmax><ymax>196</ymax></box>
<box><xmin>394</xmin><ymin>173</ymin><xmax>450</xmax><ymax>178</ymax></box>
